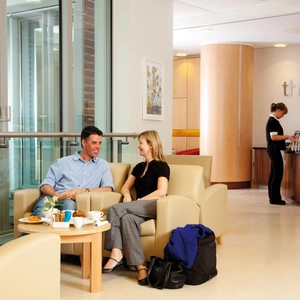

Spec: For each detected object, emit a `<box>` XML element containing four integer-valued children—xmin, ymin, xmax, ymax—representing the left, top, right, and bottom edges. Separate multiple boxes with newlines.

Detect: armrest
<box><xmin>0</xmin><ymin>233</ymin><xmax>60</xmax><ymax>299</ymax></box>
<box><xmin>201</xmin><ymin>184</ymin><xmax>228</xmax><ymax>239</ymax></box>
<box><xmin>155</xmin><ymin>195</ymin><xmax>200</xmax><ymax>258</ymax></box>
<box><xmin>14</xmin><ymin>189</ymin><xmax>41</xmax><ymax>238</ymax></box>
<box><xmin>76</xmin><ymin>191</ymin><xmax>123</xmax><ymax>215</ymax></box>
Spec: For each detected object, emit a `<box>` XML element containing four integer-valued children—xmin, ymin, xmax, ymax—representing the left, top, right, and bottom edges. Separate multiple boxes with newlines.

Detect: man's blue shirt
<box><xmin>40</xmin><ymin>152</ymin><xmax>114</xmax><ymax>192</ymax></box>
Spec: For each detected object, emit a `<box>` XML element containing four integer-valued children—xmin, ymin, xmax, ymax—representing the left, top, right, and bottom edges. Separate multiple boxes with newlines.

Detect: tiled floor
<box><xmin>60</xmin><ymin>188</ymin><xmax>300</xmax><ymax>300</ymax></box>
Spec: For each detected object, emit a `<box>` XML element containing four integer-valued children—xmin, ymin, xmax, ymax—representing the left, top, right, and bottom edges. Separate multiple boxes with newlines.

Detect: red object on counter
<box><xmin>175</xmin><ymin>148</ymin><xmax>200</xmax><ymax>155</ymax></box>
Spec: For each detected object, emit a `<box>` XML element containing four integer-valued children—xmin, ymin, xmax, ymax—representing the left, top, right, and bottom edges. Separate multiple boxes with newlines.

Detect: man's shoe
<box><xmin>269</xmin><ymin>199</ymin><xmax>286</xmax><ymax>205</ymax></box>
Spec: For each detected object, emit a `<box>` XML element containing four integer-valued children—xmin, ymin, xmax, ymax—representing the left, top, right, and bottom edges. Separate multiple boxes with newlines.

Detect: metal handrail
<box><xmin>0</xmin><ymin>132</ymin><xmax>139</xmax><ymax>138</ymax></box>
<box><xmin>0</xmin><ymin>132</ymin><xmax>140</xmax><ymax>162</ymax></box>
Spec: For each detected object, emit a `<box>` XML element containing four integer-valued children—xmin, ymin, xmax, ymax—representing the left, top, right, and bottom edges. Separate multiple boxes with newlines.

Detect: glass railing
<box><xmin>0</xmin><ymin>132</ymin><xmax>140</xmax><ymax>243</ymax></box>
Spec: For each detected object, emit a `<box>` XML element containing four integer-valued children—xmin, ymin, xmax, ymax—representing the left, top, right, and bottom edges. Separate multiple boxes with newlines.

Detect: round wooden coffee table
<box><xmin>18</xmin><ymin>222</ymin><xmax>111</xmax><ymax>293</ymax></box>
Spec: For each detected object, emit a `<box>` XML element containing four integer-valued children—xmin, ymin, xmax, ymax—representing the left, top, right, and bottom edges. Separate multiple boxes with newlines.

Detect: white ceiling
<box><xmin>173</xmin><ymin>0</ymin><xmax>300</xmax><ymax>56</ymax></box>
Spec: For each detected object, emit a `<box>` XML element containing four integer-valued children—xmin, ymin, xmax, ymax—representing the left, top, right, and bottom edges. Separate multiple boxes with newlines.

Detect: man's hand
<box><xmin>56</xmin><ymin>189</ymin><xmax>84</xmax><ymax>201</ymax></box>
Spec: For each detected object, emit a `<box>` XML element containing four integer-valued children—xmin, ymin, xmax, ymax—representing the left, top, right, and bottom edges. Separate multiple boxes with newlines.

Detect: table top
<box><xmin>18</xmin><ymin>222</ymin><xmax>111</xmax><ymax>236</ymax></box>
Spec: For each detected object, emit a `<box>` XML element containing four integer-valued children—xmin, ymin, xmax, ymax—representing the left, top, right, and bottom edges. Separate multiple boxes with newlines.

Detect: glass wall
<box><xmin>0</xmin><ymin>0</ymin><xmax>112</xmax><ymax>241</ymax></box>
<box><xmin>8</xmin><ymin>1</ymin><xmax>60</xmax><ymax>189</ymax></box>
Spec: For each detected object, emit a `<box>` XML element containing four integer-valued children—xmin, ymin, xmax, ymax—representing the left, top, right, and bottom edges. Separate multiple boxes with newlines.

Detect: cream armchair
<box><xmin>139</xmin><ymin>164</ymin><xmax>227</xmax><ymax>261</ymax></box>
<box><xmin>14</xmin><ymin>162</ymin><xmax>130</xmax><ymax>256</ymax></box>
<box><xmin>88</xmin><ymin>164</ymin><xmax>227</xmax><ymax>261</ymax></box>
<box><xmin>165</xmin><ymin>155</ymin><xmax>212</xmax><ymax>188</ymax></box>
<box><xmin>0</xmin><ymin>233</ymin><xmax>60</xmax><ymax>300</ymax></box>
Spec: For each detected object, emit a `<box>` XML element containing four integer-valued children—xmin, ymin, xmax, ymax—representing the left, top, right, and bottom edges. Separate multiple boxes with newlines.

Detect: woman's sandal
<box><xmin>102</xmin><ymin>257</ymin><xmax>125</xmax><ymax>273</ymax></box>
<box><xmin>137</xmin><ymin>267</ymin><xmax>148</xmax><ymax>285</ymax></box>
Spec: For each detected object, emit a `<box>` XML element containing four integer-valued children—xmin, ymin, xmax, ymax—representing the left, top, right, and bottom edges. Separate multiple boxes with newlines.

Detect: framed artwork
<box><xmin>142</xmin><ymin>58</ymin><xmax>164</xmax><ymax>120</ymax></box>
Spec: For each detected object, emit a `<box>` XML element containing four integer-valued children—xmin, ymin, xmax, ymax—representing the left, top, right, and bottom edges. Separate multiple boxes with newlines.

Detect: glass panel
<box><xmin>1</xmin><ymin>0</ymin><xmax>112</xmax><ymax>242</ymax></box>
<box><xmin>3</xmin><ymin>0</ymin><xmax>60</xmax><ymax>240</ymax></box>
<box><xmin>7</xmin><ymin>1</ymin><xmax>60</xmax><ymax>187</ymax></box>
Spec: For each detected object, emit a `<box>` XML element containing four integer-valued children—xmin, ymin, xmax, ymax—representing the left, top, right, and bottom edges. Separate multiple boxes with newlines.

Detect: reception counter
<box><xmin>253</xmin><ymin>147</ymin><xmax>300</xmax><ymax>203</ymax></box>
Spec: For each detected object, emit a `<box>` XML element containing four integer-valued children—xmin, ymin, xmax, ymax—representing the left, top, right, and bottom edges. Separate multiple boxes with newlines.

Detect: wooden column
<box><xmin>200</xmin><ymin>44</ymin><xmax>254</xmax><ymax>188</ymax></box>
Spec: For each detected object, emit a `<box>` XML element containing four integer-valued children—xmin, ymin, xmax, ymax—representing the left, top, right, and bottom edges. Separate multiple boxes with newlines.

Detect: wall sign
<box><xmin>283</xmin><ymin>80</ymin><xmax>300</xmax><ymax>96</ymax></box>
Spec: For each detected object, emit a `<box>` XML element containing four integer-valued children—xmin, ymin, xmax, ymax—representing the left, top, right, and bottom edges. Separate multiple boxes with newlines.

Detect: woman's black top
<box><xmin>132</xmin><ymin>160</ymin><xmax>170</xmax><ymax>199</ymax></box>
<box><xmin>265</xmin><ymin>116</ymin><xmax>286</xmax><ymax>152</ymax></box>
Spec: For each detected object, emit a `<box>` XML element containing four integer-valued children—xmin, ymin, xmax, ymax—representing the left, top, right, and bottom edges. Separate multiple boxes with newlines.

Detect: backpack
<box><xmin>184</xmin><ymin>231</ymin><xmax>218</xmax><ymax>285</ymax></box>
<box><xmin>164</xmin><ymin>224</ymin><xmax>218</xmax><ymax>285</ymax></box>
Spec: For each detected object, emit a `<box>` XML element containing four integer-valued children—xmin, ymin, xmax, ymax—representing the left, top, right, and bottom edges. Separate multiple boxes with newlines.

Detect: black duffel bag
<box><xmin>147</xmin><ymin>256</ymin><xmax>186</xmax><ymax>289</ymax></box>
<box><xmin>184</xmin><ymin>231</ymin><xmax>218</xmax><ymax>285</ymax></box>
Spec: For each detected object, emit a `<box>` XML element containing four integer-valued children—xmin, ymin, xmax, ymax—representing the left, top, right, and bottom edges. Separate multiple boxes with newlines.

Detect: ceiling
<box><xmin>173</xmin><ymin>0</ymin><xmax>300</xmax><ymax>56</ymax></box>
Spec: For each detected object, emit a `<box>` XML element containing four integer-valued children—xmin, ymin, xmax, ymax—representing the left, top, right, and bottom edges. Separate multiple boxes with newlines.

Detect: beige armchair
<box><xmin>88</xmin><ymin>164</ymin><xmax>227</xmax><ymax>261</ymax></box>
<box><xmin>0</xmin><ymin>233</ymin><xmax>60</xmax><ymax>300</ymax></box>
<box><xmin>165</xmin><ymin>155</ymin><xmax>212</xmax><ymax>188</ymax></box>
<box><xmin>14</xmin><ymin>162</ymin><xmax>130</xmax><ymax>256</ymax></box>
<box><xmin>139</xmin><ymin>164</ymin><xmax>227</xmax><ymax>261</ymax></box>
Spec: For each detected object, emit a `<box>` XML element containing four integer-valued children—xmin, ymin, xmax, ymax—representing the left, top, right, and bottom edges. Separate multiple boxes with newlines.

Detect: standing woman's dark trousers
<box><xmin>267</xmin><ymin>150</ymin><xmax>284</xmax><ymax>203</ymax></box>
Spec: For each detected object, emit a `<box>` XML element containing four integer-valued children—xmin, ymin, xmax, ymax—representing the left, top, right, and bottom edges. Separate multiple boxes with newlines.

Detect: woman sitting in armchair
<box><xmin>102</xmin><ymin>130</ymin><xmax>170</xmax><ymax>285</ymax></box>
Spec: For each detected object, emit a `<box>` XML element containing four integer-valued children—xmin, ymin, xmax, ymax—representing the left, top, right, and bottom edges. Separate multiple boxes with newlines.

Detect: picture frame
<box><xmin>142</xmin><ymin>58</ymin><xmax>164</xmax><ymax>120</ymax></box>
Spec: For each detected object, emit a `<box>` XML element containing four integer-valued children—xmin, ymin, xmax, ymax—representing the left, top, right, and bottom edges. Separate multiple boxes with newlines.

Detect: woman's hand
<box><xmin>123</xmin><ymin>194</ymin><xmax>132</xmax><ymax>203</ymax></box>
<box><xmin>120</xmin><ymin>175</ymin><xmax>136</xmax><ymax>202</ymax></box>
<box><xmin>289</xmin><ymin>135</ymin><xmax>298</xmax><ymax>142</ymax></box>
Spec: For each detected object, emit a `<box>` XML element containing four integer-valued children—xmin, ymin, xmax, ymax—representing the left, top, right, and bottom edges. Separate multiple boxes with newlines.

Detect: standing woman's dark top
<box><xmin>265</xmin><ymin>102</ymin><xmax>296</xmax><ymax>205</ymax></box>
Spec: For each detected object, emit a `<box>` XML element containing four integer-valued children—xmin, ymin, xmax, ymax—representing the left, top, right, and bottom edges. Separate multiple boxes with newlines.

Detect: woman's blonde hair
<box><xmin>138</xmin><ymin>130</ymin><xmax>166</xmax><ymax>161</ymax></box>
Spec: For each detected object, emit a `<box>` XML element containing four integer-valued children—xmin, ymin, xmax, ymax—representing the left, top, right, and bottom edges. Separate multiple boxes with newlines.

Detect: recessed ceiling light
<box><xmin>198</xmin><ymin>28</ymin><xmax>214</xmax><ymax>33</ymax></box>
<box><xmin>284</xmin><ymin>26</ymin><xmax>300</xmax><ymax>34</ymax></box>
<box><xmin>176</xmin><ymin>53</ymin><xmax>187</xmax><ymax>57</ymax></box>
<box><xmin>273</xmin><ymin>43</ymin><xmax>287</xmax><ymax>48</ymax></box>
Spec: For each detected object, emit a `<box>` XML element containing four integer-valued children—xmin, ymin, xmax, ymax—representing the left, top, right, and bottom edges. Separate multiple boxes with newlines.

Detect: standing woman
<box><xmin>266</xmin><ymin>102</ymin><xmax>296</xmax><ymax>205</ymax></box>
<box><xmin>102</xmin><ymin>130</ymin><xmax>170</xmax><ymax>285</ymax></box>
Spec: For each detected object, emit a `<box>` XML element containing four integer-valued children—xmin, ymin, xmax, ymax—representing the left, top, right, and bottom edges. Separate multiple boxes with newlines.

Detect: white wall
<box><xmin>112</xmin><ymin>0</ymin><xmax>173</xmax><ymax>161</ymax></box>
<box><xmin>253</xmin><ymin>45</ymin><xmax>300</xmax><ymax>147</ymax></box>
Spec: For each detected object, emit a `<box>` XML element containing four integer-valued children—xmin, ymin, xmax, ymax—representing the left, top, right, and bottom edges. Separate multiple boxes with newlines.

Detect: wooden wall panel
<box><xmin>187</xmin><ymin>58</ymin><xmax>200</xmax><ymax>150</ymax></box>
<box><xmin>173</xmin><ymin>59</ymin><xmax>188</xmax><ymax>98</ymax></box>
<box><xmin>253</xmin><ymin>148</ymin><xmax>270</xmax><ymax>186</ymax></box>
<box><xmin>173</xmin><ymin>57</ymin><xmax>200</xmax><ymax>152</ymax></box>
<box><xmin>172</xmin><ymin>98</ymin><xmax>187</xmax><ymax>152</ymax></box>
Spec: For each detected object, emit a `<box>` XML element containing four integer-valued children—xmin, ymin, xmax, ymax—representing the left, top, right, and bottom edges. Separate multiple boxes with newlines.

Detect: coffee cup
<box><xmin>87</xmin><ymin>211</ymin><xmax>104</xmax><ymax>221</ymax></box>
<box><xmin>73</xmin><ymin>217</ymin><xmax>84</xmax><ymax>228</ymax></box>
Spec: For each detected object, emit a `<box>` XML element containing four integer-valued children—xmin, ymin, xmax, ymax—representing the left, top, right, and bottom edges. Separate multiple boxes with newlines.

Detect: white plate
<box><xmin>69</xmin><ymin>218</ymin><xmax>94</xmax><ymax>226</ymax></box>
<box><xmin>19</xmin><ymin>217</ymin><xmax>46</xmax><ymax>224</ymax></box>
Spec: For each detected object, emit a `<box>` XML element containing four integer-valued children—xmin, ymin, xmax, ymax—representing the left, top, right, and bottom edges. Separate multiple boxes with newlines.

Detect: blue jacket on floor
<box><xmin>164</xmin><ymin>224</ymin><xmax>213</xmax><ymax>268</ymax></box>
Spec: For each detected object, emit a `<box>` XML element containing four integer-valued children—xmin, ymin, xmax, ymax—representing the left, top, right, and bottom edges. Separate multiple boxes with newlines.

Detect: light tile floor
<box><xmin>60</xmin><ymin>188</ymin><xmax>300</xmax><ymax>300</ymax></box>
